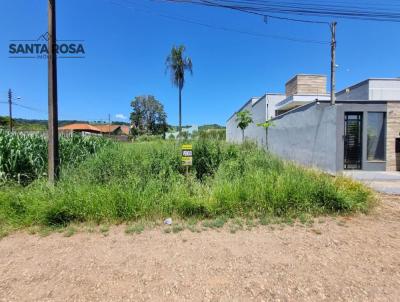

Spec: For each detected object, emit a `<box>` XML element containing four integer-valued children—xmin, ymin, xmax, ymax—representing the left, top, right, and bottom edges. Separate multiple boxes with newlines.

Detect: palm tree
<box><xmin>166</xmin><ymin>45</ymin><xmax>193</xmax><ymax>137</ymax></box>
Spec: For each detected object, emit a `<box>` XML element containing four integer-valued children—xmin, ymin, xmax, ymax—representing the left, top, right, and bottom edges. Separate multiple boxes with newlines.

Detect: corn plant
<box><xmin>0</xmin><ymin>130</ymin><xmax>111</xmax><ymax>184</ymax></box>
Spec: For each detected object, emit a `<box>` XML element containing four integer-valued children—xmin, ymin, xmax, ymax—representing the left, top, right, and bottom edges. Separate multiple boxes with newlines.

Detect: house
<box><xmin>59</xmin><ymin>123</ymin><xmax>129</xmax><ymax>136</ymax></box>
<box><xmin>120</xmin><ymin>125</ymin><xmax>131</xmax><ymax>136</ymax></box>
<box><xmin>94</xmin><ymin>125</ymin><xmax>124</xmax><ymax>135</ymax></box>
<box><xmin>59</xmin><ymin>123</ymin><xmax>103</xmax><ymax>135</ymax></box>
<box><xmin>226</xmin><ymin>74</ymin><xmax>400</xmax><ymax>173</ymax></box>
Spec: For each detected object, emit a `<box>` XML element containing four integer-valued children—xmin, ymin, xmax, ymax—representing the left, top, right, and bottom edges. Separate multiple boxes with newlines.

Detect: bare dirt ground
<box><xmin>1</xmin><ymin>195</ymin><xmax>400</xmax><ymax>302</ymax></box>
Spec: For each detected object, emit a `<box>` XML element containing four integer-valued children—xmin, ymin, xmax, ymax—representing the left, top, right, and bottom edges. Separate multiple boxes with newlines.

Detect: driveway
<box><xmin>344</xmin><ymin>171</ymin><xmax>400</xmax><ymax>195</ymax></box>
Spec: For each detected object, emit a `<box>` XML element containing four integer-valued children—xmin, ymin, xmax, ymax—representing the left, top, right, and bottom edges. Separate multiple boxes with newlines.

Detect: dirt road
<box><xmin>1</xmin><ymin>195</ymin><xmax>399</xmax><ymax>302</ymax></box>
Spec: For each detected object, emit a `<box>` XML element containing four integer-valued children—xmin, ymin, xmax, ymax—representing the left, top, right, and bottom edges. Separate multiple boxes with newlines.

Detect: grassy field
<box><xmin>0</xmin><ymin>139</ymin><xmax>374</xmax><ymax>234</ymax></box>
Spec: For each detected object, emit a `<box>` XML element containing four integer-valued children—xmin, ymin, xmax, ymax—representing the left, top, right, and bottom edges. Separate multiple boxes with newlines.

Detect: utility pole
<box><xmin>8</xmin><ymin>89</ymin><xmax>12</xmax><ymax>132</ymax></box>
<box><xmin>48</xmin><ymin>0</ymin><xmax>59</xmax><ymax>183</ymax></box>
<box><xmin>330</xmin><ymin>21</ymin><xmax>337</xmax><ymax>105</ymax></box>
<box><xmin>108</xmin><ymin>114</ymin><xmax>111</xmax><ymax>137</ymax></box>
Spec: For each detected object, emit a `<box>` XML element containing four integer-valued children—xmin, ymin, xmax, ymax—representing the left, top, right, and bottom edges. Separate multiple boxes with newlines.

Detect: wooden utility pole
<box><xmin>8</xmin><ymin>89</ymin><xmax>12</xmax><ymax>132</ymax></box>
<box><xmin>108</xmin><ymin>114</ymin><xmax>111</xmax><ymax>137</ymax></box>
<box><xmin>48</xmin><ymin>0</ymin><xmax>59</xmax><ymax>183</ymax></box>
<box><xmin>330</xmin><ymin>21</ymin><xmax>337</xmax><ymax>105</ymax></box>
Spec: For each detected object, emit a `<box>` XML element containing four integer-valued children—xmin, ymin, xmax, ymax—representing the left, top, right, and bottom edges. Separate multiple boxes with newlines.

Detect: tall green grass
<box><xmin>0</xmin><ymin>140</ymin><xmax>373</xmax><ymax>230</ymax></box>
<box><xmin>0</xmin><ymin>131</ymin><xmax>111</xmax><ymax>184</ymax></box>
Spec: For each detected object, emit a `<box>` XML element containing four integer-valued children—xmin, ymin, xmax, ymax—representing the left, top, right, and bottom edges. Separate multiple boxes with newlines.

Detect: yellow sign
<box><xmin>181</xmin><ymin>144</ymin><xmax>193</xmax><ymax>166</ymax></box>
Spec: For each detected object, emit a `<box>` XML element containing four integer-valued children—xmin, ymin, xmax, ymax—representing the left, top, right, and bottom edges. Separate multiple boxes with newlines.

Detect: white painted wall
<box><xmin>246</xmin><ymin>97</ymin><xmax>267</xmax><ymax>146</ymax></box>
<box><xmin>226</xmin><ymin>94</ymin><xmax>286</xmax><ymax>145</ymax></box>
<box><xmin>337</xmin><ymin>79</ymin><xmax>400</xmax><ymax>101</ymax></box>
<box><xmin>226</xmin><ymin>100</ymin><xmax>254</xmax><ymax>143</ymax></box>
<box><xmin>266</xmin><ymin>94</ymin><xmax>286</xmax><ymax>119</ymax></box>
<box><xmin>369</xmin><ymin>79</ymin><xmax>400</xmax><ymax>100</ymax></box>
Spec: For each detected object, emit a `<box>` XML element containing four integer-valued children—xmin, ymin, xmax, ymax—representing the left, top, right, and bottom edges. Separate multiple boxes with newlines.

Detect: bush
<box><xmin>0</xmin><ymin>140</ymin><xmax>374</xmax><ymax>230</ymax></box>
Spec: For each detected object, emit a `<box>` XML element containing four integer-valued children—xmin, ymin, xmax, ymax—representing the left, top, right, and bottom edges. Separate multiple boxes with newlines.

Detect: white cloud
<box><xmin>115</xmin><ymin>113</ymin><xmax>127</xmax><ymax>120</ymax></box>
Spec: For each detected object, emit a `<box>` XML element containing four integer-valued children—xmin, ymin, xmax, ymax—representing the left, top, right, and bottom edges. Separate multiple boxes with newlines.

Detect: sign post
<box><xmin>181</xmin><ymin>144</ymin><xmax>193</xmax><ymax>176</ymax></box>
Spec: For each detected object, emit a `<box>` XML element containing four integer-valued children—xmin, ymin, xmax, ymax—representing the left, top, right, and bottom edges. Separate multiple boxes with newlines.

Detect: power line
<box><xmin>163</xmin><ymin>0</ymin><xmax>400</xmax><ymax>22</ymax></box>
<box><xmin>0</xmin><ymin>101</ymin><xmax>46</xmax><ymax>113</ymax></box>
<box><xmin>106</xmin><ymin>0</ymin><xmax>328</xmax><ymax>44</ymax></box>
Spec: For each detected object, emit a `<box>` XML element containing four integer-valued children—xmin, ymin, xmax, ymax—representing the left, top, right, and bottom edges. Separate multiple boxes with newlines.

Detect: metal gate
<box><xmin>344</xmin><ymin>112</ymin><xmax>363</xmax><ymax>170</ymax></box>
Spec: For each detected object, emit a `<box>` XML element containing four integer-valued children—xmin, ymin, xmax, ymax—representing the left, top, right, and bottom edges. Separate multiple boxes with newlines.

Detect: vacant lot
<box><xmin>0</xmin><ymin>194</ymin><xmax>399</xmax><ymax>302</ymax></box>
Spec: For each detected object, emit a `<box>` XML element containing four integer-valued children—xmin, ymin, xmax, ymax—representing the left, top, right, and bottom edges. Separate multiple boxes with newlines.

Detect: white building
<box><xmin>226</xmin><ymin>74</ymin><xmax>327</xmax><ymax>145</ymax></box>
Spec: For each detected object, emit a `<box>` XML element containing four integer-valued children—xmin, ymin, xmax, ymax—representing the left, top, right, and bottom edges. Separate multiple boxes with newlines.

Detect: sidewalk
<box><xmin>343</xmin><ymin>171</ymin><xmax>400</xmax><ymax>195</ymax></box>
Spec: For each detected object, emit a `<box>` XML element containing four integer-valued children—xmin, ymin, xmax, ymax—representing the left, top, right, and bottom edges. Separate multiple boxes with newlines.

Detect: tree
<box><xmin>130</xmin><ymin>95</ymin><xmax>168</xmax><ymax>136</ymax></box>
<box><xmin>165</xmin><ymin>45</ymin><xmax>193</xmax><ymax>137</ymax></box>
<box><xmin>236</xmin><ymin>110</ymin><xmax>253</xmax><ymax>142</ymax></box>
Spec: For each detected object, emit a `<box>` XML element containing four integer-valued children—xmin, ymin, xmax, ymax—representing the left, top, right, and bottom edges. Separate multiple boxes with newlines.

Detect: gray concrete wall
<box><xmin>267</xmin><ymin>103</ymin><xmax>338</xmax><ymax>173</ymax></box>
<box><xmin>336</xmin><ymin>81</ymin><xmax>369</xmax><ymax>101</ymax></box>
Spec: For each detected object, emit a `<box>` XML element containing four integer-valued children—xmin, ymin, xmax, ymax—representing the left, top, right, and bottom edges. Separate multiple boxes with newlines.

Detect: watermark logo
<box><xmin>9</xmin><ymin>32</ymin><xmax>85</xmax><ymax>59</ymax></box>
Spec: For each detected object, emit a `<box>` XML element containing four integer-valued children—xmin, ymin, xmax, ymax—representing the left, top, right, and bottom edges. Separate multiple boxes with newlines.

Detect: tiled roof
<box><xmin>59</xmin><ymin>123</ymin><xmax>101</xmax><ymax>132</ymax></box>
<box><xmin>95</xmin><ymin>125</ymin><xmax>121</xmax><ymax>133</ymax></box>
<box><xmin>120</xmin><ymin>126</ymin><xmax>130</xmax><ymax>135</ymax></box>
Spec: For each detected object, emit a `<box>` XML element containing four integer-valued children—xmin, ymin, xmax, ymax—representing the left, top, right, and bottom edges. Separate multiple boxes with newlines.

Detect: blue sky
<box><xmin>0</xmin><ymin>0</ymin><xmax>400</xmax><ymax>125</ymax></box>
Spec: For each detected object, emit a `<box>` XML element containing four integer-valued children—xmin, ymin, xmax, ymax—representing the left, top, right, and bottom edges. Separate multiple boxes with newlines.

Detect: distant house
<box><xmin>59</xmin><ymin>123</ymin><xmax>103</xmax><ymax>135</ymax></box>
<box><xmin>120</xmin><ymin>126</ymin><xmax>131</xmax><ymax>136</ymax></box>
<box><xmin>59</xmin><ymin>123</ymin><xmax>130</xmax><ymax>136</ymax></box>
<box><xmin>94</xmin><ymin>125</ymin><xmax>124</xmax><ymax>135</ymax></box>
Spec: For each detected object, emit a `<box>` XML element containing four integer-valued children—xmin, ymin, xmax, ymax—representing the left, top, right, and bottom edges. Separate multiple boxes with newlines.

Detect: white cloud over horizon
<box><xmin>115</xmin><ymin>113</ymin><xmax>127</xmax><ymax>120</ymax></box>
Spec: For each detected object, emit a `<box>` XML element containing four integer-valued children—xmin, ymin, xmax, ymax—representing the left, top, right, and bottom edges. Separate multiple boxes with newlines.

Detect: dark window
<box><xmin>367</xmin><ymin>112</ymin><xmax>386</xmax><ymax>161</ymax></box>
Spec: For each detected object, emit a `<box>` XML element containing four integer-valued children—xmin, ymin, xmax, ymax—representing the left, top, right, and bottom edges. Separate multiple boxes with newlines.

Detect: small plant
<box><xmin>187</xmin><ymin>225</ymin><xmax>200</xmax><ymax>233</ymax></box>
<box><xmin>39</xmin><ymin>227</ymin><xmax>52</xmax><ymax>237</ymax></box>
<box><xmin>246</xmin><ymin>218</ymin><xmax>257</xmax><ymax>230</ymax></box>
<box><xmin>0</xmin><ymin>228</ymin><xmax>9</xmax><ymax>239</ymax></box>
<box><xmin>100</xmin><ymin>225</ymin><xmax>109</xmax><ymax>235</ymax></box>
<box><xmin>256</xmin><ymin>119</ymin><xmax>274</xmax><ymax>129</ymax></box>
<box><xmin>299</xmin><ymin>214</ymin><xmax>313</xmax><ymax>226</ymax></box>
<box><xmin>236</xmin><ymin>110</ymin><xmax>253</xmax><ymax>142</ymax></box>
<box><xmin>259</xmin><ymin>216</ymin><xmax>270</xmax><ymax>226</ymax></box>
<box><xmin>172</xmin><ymin>224</ymin><xmax>184</xmax><ymax>233</ymax></box>
<box><xmin>283</xmin><ymin>217</ymin><xmax>294</xmax><ymax>226</ymax></box>
<box><xmin>163</xmin><ymin>228</ymin><xmax>172</xmax><ymax>234</ymax></box>
<box><xmin>125</xmin><ymin>223</ymin><xmax>145</xmax><ymax>235</ymax></box>
<box><xmin>229</xmin><ymin>223</ymin><xmax>242</xmax><ymax>234</ymax></box>
<box><xmin>232</xmin><ymin>218</ymin><xmax>244</xmax><ymax>228</ymax></box>
<box><xmin>64</xmin><ymin>226</ymin><xmax>77</xmax><ymax>237</ymax></box>
<box><xmin>202</xmin><ymin>217</ymin><xmax>226</xmax><ymax>229</ymax></box>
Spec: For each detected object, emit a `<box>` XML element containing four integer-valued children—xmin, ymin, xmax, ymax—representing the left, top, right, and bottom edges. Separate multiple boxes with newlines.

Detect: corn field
<box><xmin>0</xmin><ymin>130</ymin><xmax>111</xmax><ymax>184</ymax></box>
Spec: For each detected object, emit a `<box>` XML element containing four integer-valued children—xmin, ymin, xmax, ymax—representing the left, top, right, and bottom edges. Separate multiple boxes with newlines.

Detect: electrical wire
<box><xmin>163</xmin><ymin>0</ymin><xmax>400</xmax><ymax>22</ymax></box>
<box><xmin>0</xmin><ymin>101</ymin><xmax>46</xmax><ymax>113</ymax></box>
<box><xmin>105</xmin><ymin>0</ymin><xmax>329</xmax><ymax>44</ymax></box>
